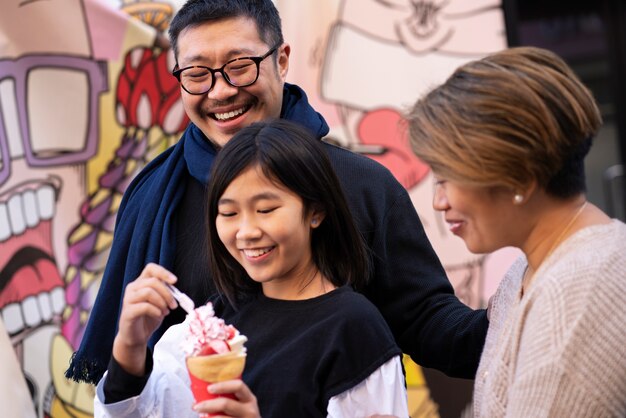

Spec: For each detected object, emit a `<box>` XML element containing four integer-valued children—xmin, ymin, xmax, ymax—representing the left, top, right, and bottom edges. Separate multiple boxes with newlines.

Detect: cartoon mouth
<box><xmin>0</xmin><ymin>181</ymin><xmax>65</xmax><ymax>341</ymax></box>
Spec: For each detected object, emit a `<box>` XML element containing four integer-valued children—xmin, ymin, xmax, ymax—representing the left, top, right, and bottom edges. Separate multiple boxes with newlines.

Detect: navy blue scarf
<box><xmin>66</xmin><ymin>83</ymin><xmax>328</xmax><ymax>383</ymax></box>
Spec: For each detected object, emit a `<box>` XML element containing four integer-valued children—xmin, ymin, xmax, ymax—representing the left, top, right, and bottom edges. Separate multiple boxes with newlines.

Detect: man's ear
<box><xmin>277</xmin><ymin>43</ymin><xmax>290</xmax><ymax>81</ymax></box>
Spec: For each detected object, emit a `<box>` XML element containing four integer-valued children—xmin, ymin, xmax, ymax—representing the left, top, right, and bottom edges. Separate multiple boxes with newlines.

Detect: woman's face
<box><xmin>215</xmin><ymin>165</ymin><xmax>321</xmax><ymax>296</ymax></box>
<box><xmin>432</xmin><ymin>176</ymin><xmax>519</xmax><ymax>254</ymax></box>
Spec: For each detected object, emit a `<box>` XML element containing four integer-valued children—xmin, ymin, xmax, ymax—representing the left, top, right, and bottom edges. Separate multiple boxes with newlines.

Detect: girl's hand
<box><xmin>194</xmin><ymin>380</ymin><xmax>260</xmax><ymax>418</ymax></box>
<box><xmin>112</xmin><ymin>263</ymin><xmax>178</xmax><ymax>375</ymax></box>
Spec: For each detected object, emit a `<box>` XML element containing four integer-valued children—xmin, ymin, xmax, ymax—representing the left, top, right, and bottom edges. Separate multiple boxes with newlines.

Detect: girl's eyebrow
<box><xmin>218</xmin><ymin>191</ymin><xmax>281</xmax><ymax>206</ymax></box>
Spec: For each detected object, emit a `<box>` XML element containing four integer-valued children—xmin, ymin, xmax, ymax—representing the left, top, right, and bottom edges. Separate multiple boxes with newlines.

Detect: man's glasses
<box><xmin>172</xmin><ymin>44</ymin><xmax>281</xmax><ymax>95</ymax></box>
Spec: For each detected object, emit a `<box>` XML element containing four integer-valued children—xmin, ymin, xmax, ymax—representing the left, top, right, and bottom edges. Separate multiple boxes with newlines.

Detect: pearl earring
<box><xmin>513</xmin><ymin>194</ymin><xmax>524</xmax><ymax>204</ymax></box>
<box><xmin>311</xmin><ymin>218</ymin><xmax>318</xmax><ymax>226</ymax></box>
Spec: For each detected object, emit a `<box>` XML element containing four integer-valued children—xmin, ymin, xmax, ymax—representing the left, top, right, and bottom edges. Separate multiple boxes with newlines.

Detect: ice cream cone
<box><xmin>186</xmin><ymin>351</ymin><xmax>247</xmax><ymax>412</ymax></box>
<box><xmin>181</xmin><ymin>303</ymin><xmax>247</xmax><ymax>417</ymax></box>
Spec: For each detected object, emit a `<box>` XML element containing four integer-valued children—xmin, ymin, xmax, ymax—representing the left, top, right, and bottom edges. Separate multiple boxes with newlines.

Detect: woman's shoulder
<box><xmin>530</xmin><ymin>220</ymin><xmax>626</xmax><ymax>306</ymax></box>
<box><xmin>573</xmin><ymin>218</ymin><xmax>626</xmax><ymax>244</ymax></box>
<box><xmin>548</xmin><ymin>220</ymin><xmax>626</xmax><ymax>277</ymax></box>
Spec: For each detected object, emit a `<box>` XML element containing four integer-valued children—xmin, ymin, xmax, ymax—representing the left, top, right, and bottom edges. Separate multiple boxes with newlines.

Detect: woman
<box><xmin>407</xmin><ymin>46</ymin><xmax>626</xmax><ymax>417</ymax></box>
<box><xmin>94</xmin><ymin>120</ymin><xmax>408</xmax><ymax>417</ymax></box>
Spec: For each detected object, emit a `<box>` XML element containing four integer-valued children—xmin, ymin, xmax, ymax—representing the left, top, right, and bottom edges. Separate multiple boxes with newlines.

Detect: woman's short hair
<box><xmin>206</xmin><ymin>119</ymin><xmax>369</xmax><ymax>305</ymax></box>
<box><xmin>407</xmin><ymin>46</ymin><xmax>602</xmax><ymax>198</ymax></box>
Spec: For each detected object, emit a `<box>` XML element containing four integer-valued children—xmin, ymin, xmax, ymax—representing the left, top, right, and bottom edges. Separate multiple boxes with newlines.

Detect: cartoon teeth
<box><xmin>0</xmin><ymin>182</ymin><xmax>64</xmax><ymax>337</ymax></box>
<box><xmin>0</xmin><ymin>184</ymin><xmax>55</xmax><ymax>241</ymax></box>
<box><xmin>2</xmin><ymin>288</ymin><xmax>65</xmax><ymax>335</ymax></box>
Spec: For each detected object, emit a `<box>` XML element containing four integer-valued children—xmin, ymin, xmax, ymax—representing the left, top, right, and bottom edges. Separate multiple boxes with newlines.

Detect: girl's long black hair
<box><xmin>206</xmin><ymin>119</ymin><xmax>370</xmax><ymax>306</ymax></box>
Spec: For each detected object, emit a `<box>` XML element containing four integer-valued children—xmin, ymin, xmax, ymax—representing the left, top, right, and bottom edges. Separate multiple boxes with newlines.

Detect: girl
<box><xmin>94</xmin><ymin>120</ymin><xmax>408</xmax><ymax>418</ymax></box>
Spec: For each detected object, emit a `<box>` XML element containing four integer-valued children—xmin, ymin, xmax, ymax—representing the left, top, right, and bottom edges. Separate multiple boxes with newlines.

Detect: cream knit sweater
<box><xmin>474</xmin><ymin>220</ymin><xmax>626</xmax><ymax>417</ymax></box>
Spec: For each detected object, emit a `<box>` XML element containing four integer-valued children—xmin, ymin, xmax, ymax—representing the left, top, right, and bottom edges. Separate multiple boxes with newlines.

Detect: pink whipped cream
<box><xmin>181</xmin><ymin>303</ymin><xmax>246</xmax><ymax>356</ymax></box>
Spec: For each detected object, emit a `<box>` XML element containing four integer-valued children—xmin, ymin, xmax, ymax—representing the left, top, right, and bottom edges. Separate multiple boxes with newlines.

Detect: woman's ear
<box><xmin>310</xmin><ymin>208</ymin><xmax>326</xmax><ymax>229</ymax></box>
<box><xmin>512</xmin><ymin>180</ymin><xmax>538</xmax><ymax>205</ymax></box>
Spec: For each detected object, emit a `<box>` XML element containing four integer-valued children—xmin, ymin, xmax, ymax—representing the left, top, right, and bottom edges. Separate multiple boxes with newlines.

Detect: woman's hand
<box><xmin>112</xmin><ymin>263</ymin><xmax>178</xmax><ymax>376</ymax></box>
<box><xmin>194</xmin><ymin>379</ymin><xmax>260</xmax><ymax>418</ymax></box>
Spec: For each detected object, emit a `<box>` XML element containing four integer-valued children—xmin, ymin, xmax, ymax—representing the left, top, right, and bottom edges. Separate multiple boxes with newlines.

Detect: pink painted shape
<box><xmin>357</xmin><ymin>108</ymin><xmax>430</xmax><ymax>190</ymax></box>
<box><xmin>67</xmin><ymin>229</ymin><xmax>98</xmax><ymax>266</ymax></box>
<box><xmin>65</xmin><ymin>273</ymin><xmax>81</xmax><ymax>306</ymax></box>
<box><xmin>84</xmin><ymin>0</ymin><xmax>140</xmax><ymax>60</ymax></box>
<box><xmin>62</xmin><ymin>309</ymin><xmax>81</xmax><ymax>349</ymax></box>
<box><xmin>0</xmin><ymin>260</ymin><xmax>63</xmax><ymax>307</ymax></box>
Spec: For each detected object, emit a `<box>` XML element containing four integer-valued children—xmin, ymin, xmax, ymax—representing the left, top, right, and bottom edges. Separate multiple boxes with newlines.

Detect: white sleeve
<box><xmin>326</xmin><ymin>355</ymin><xmax>408</xmax><ymax>418</ymax></box>
<box><xmin>94</xmin><ymin>322</ymin><xmax>197</xmax><ymax>418</ymax></box>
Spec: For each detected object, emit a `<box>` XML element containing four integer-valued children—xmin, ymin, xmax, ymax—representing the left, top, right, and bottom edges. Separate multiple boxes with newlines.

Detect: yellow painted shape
<box><xmin>403</xmin><ymin>354</ymin><xmax>426</xmax><ymax>386</ymax></box>
<box><xmin>50</xmin><ymin>335</ymin><xmax>95</xmax><ymax>414</ymax></box>
<box><xmin>79</xmin><ymin>269</ymin><xmax>97</xmax><ymax>289</ymax></box>
<box><xmin>67</xmin><ymin>223</ymin><xmax>92</xmax><ymax>244</ymax></box>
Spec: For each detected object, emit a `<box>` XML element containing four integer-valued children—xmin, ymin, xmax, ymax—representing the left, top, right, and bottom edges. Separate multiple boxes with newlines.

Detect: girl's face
<box><xmin>215</xmin><ymin>165</ymin><xmax>322</xmax><ymax>298</ymax></box>
<box><xmin>432</xmin><ymin>176</ymin><xmax>520</xmax><ymax>254</ymax></box>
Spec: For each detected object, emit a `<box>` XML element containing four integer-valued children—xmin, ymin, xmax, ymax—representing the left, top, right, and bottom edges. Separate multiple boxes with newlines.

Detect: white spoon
<box><xmin>165</xmin><ymin>283</ymin><xmax>195</xmax><ymax>315</ymax></box>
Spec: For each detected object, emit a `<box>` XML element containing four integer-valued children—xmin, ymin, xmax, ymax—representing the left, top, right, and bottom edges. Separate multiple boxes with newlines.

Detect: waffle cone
<box><xmin>186</xmin><ymin>351</ymin><xmax>246</xmax><ymax>382</ymax></box>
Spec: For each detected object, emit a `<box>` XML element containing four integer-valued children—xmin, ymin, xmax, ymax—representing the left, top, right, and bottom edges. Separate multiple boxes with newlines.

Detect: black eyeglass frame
<box><xmin>172</xmin><ymin>44</ymin><xmax>281</xmax><ymax>95</ymax></box>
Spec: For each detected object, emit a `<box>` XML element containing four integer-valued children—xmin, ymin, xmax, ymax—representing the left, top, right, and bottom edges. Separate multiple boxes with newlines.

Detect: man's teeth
<box><xmin>214</xmin><ymin>107</ymin><xmax>246</xmax><ymax>121</ymax></box>
<box><xmin>243</xmin><ymin>248</ymin><xmax>272</xmax><ymax>257</ymax></box>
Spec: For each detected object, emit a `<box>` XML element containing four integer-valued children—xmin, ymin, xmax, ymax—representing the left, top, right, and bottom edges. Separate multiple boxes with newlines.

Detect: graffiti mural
<box><xmin>0</xmin><ymin>0</ymin><xmax>186</xmax><ymax>416</ymax></box>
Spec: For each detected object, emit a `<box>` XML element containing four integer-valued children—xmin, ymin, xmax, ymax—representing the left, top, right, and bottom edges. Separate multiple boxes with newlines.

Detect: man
<box><xmin>67</xmin><ymin>0</ymin><xmax>488</xmax><ymax>387</ymax></box>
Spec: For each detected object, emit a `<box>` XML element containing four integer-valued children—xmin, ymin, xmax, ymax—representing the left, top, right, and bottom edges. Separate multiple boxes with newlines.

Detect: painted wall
<box><xmin>0</xmin><ymin>1</ymin><xmax>186</xmax><ymax>416</ymax></box>
<box><xmin>0</xmin><ymin>1</ymin><xmax>517</xmax><ymax>417</ymax></box>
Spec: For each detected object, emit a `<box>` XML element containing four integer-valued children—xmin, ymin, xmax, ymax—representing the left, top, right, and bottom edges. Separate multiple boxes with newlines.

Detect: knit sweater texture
<box><xmin>474</xmin><ymin>220</ymin><xmax>626</xmax><ymax>417</ymax></box>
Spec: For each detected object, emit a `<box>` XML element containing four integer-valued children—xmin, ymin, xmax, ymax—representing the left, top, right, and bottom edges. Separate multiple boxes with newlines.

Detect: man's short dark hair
<box><xmin>169</xmin><ymin>0</ymin><xmax>284</xmax><ymax>61</ymax></box>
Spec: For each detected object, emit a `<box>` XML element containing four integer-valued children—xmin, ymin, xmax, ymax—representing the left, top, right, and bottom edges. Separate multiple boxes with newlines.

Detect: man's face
<box><xmin>176</xmin><ymin>16</ymin><xmax>290</xmax><ymax>147</ymax></box>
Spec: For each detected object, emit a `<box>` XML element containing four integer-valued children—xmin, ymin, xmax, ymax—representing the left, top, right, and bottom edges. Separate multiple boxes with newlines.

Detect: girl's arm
<box><xmin>327</xmin><ymin>355</ymin><xmax>408</xmax><ymax>418</ymax></box>
<box><xmin>94</xmin><ymin>312</ymin><xmax>197</xmax><ymax>418</ymax></box>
